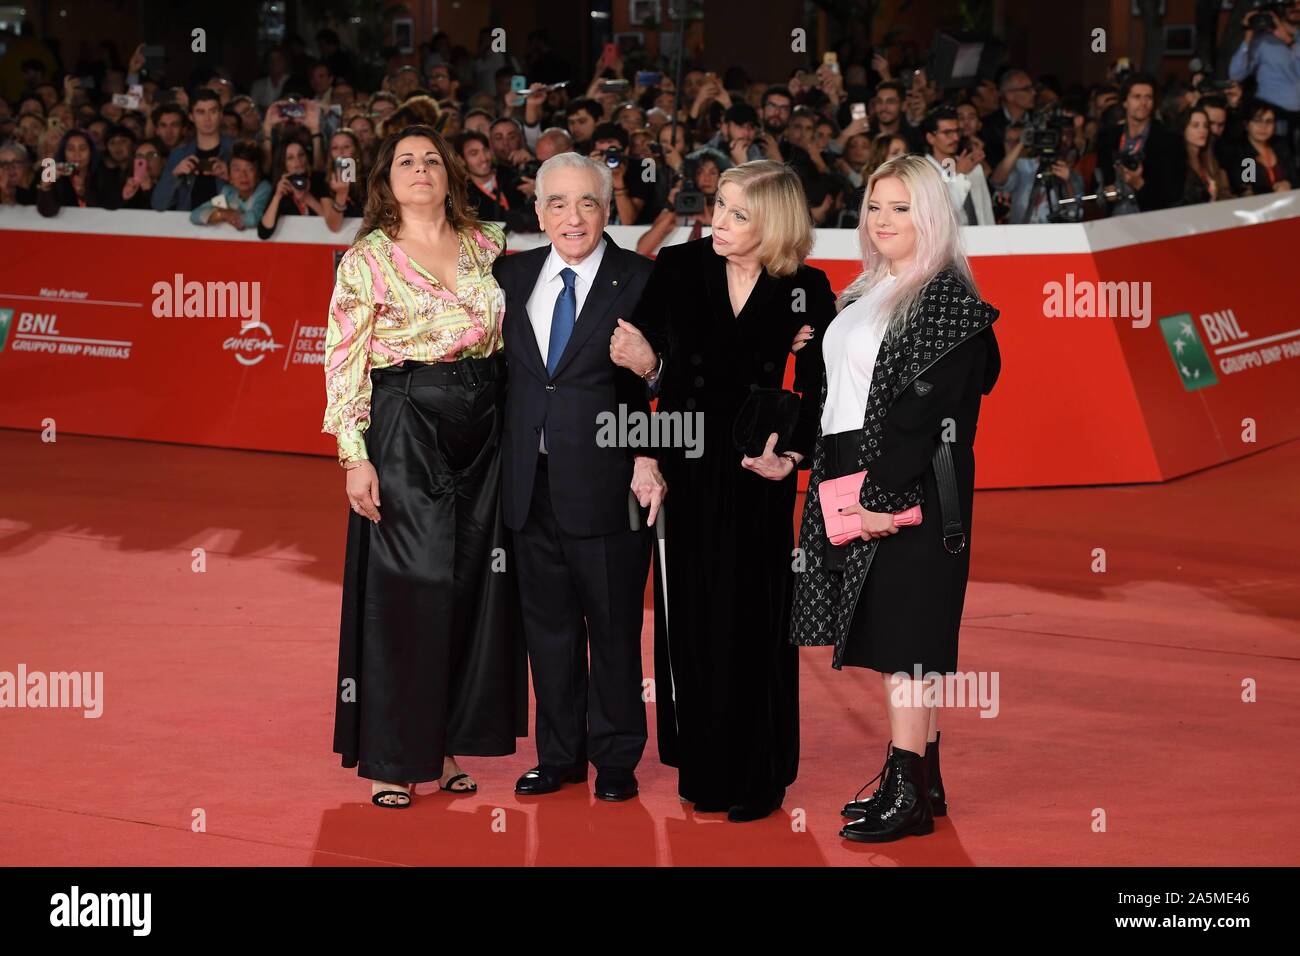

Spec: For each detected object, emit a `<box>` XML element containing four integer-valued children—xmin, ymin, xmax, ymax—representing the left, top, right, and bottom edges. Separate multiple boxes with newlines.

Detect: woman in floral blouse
<box><xmin>324</xmin><ymin>124</ymin><xmax>527</xmax><ymax>808</ymax></box>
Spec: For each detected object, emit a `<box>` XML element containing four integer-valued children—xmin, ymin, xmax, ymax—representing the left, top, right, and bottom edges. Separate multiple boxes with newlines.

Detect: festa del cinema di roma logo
<box><xmin>150</xmin><ymin>273</ymin><xmax>284</xmax><ymax>366</ymax></box>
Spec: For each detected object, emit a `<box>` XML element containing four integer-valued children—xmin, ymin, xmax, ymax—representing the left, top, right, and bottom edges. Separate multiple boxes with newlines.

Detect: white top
<box><xmin>820</xmin><ymin>271</ymin><xmax>897</xmax><ymax>436</ymax></box>
<box><xmin>526</xmin><ymin>236</ymin><xmax>607</xmax><ymax>366</ymax></box>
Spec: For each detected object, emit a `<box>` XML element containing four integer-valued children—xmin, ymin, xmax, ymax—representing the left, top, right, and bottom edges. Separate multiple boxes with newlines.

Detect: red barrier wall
<box><xmin>1</xmin><ymin>194</ymin><xmax>1296</xmax><ymax>488</ymax></box>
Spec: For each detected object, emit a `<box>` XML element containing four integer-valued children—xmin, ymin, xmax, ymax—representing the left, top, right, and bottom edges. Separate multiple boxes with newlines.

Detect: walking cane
<box><xmin>629</xmin><ymin>491</ymin><xmax>678</xmax><ymax>735</ymax></box>
<box><xmin>654</xmin><ymin>501</ymin><xmax>678</xmax><ymax>735</ymax></box>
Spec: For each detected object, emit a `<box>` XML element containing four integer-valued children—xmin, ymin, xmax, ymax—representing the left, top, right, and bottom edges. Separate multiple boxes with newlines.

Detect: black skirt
<box><xmin>822</xmin><ymin>430</ymin><xmax>975</xmax><ymax>675</ymax></box>
<box><xmin>332</xmin><ymin>352</ymin><xmax>528</xmax><ymax>783</ymax></box>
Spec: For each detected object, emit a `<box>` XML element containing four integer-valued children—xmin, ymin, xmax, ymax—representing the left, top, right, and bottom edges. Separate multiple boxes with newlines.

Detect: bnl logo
<box><xmin>0</xmin><ymin>309</ymin><xmax>13</xmax><ymax>352</ymax></box>
<box><xmin>1158</xmin><ymin>313</ymin><xmax>1219</xmax><ymax>392</ymax></box>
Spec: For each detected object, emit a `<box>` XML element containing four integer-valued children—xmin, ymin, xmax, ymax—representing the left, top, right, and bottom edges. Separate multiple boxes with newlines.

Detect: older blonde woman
<box><xmin>616</xmin><ymin>160</ymin><xmax>836</xmax><ymax>822</ymax></box>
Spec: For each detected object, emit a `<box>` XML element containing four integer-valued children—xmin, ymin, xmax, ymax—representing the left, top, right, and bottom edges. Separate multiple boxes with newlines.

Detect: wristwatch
<box><xmin>640</xmin><ymin>355</ymin><xmax>663</xmax><ymax>384</ymax></box>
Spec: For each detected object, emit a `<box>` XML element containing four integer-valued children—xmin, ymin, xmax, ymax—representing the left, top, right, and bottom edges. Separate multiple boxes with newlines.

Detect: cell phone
<box><xmin>600</xmin><ymin>79</ymin><xmax>630</xmax><ymax>94</ymax></box>
<box><xmin>133</xmin><ymin>156</ymin><xmax>148</xmax><ymax>184</ymax></box>
<box><xmin>112</xmin><ymin>93</ymin><xmax>141</xmax><ymax>110</ymax></box>
<box><xmin>636</xmin><ymin>71</ymin><xmax>662</xmax><ymax>87</ymax></box>
<box><xmin>795</xmin><ymin>71</ymin><xmax>817</xmax><ymax>88</ymax></box>
<box><xmin>79</xmin><ymin>75</ymin><xmax>96</xmax><ymax>90</ymax></box>
<box><xmin>601</xmin><ymin>43</ymin><xmax>618</xmax><ymax>69</ymax></box>
<box><xmin>851</xmin><ymin>102</ymin><xmax>867</xmax><ymax>122</ymax></box>
<box><xmin>196</xmin><ymin>156</ymin><xmax>215</xmax><ymax>174</ymax></box>
<box><xmin>510</xmin><ymin>74</ymin><xmax>527</xmax><ymax>92</ymax></box>
<box><xmin>823</xmin><ymin>51</ymin><xmax>839</xmax><ymax>73</ymax></box>
<box><xmin>280</xmin><ymin>99</ymin><xmax>305</xmax><ymax>120</ymax></box>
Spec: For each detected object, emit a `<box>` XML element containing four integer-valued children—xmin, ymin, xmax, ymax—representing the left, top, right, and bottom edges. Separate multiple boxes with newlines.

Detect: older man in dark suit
<box><xmin>492</xmin><ymin>153</ymin><xmax>666</xmax><ymax>802</ymax></box>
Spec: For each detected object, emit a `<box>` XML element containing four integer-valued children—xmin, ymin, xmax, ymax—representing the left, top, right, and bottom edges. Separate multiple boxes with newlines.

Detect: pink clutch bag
<box><xmin>817</xmin><ymin>470</ymin><xmax>922</xmax><ymax>546</ymax></box>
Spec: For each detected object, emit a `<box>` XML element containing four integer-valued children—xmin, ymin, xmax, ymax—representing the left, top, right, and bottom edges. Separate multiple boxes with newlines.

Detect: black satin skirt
<box><xmin>332</xmin><ymin>352</ymin><xmax>528</xmax><ymax>783</ymax></box>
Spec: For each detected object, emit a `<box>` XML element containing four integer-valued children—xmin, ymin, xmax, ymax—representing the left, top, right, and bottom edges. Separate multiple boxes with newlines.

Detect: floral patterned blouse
<box><xmin>322</xmin><ymin>221</ymin><xmax>507</xmax><ymax>465</ymax></box>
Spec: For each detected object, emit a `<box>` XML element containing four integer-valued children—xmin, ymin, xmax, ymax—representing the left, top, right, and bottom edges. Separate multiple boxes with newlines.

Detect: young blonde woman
<box><xmin>790</xmin><ymin>155</ymin><xmax>1002</xmax><ymax>842</ymax></box>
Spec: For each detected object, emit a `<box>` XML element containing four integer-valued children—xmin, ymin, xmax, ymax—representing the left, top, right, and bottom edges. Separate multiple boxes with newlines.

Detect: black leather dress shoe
<box><xmin>593</xmin><ymin>768</ymin><xmax>638</xmax><ymax>801</ymax></box>
<box><xmin>514</xmin><ymin>764</ymin><xmax>587</xmax><ymax>795</ymax></box>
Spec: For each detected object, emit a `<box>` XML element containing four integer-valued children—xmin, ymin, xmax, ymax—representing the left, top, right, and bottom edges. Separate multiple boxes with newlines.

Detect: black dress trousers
<box><xmin>511</xmin><ymin>454</ymin><xmax>651</xmax><ymax>772</ymax></box>
<box><xmin>333</xmin><ymin>353</ymin><xmax>528</xmax><ymax>784</ymax></box>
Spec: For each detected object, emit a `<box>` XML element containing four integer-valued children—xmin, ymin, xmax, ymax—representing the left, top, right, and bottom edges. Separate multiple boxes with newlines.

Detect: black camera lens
<box><xmin>288</xmin><ymin>173</ymin><xmax>309</xmax><ymax>190</ymax></box>
<box><xmin>604</xmin><ymin>146</ymin><xmax>623</xmax><ymax>168</ymax></box>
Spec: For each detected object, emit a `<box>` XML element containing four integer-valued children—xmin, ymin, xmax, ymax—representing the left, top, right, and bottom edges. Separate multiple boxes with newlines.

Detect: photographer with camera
<box><xmin>634</xmin><ymin>147</ymin><xmax>724</xmax><ymax>256</ymax></box>
<box><xmin>588</xmin><ymin>121</ymin><xmax>656</xmax><ymax>225</ymax></box>
<box><xmin>151</xmin><ymin>88</ymin><xmax>233</xmax><ymax>212</ymax></box>
<box><xmin>259</xmin><ymin>94</ymin><xmax>325</xmax><ymax>175</ymax></box>
<box><xmin>1228</xmin><ymin>1</ymin><xmax>1300</xmax><ymax>154</ymax></box>
<box><xmin>258</xmin><ymin>131</ymin><xmax>333</xmax><ymax>239</ymax></box>
<box><xmin>37</xmin><ymin>127</ymin><xmax>123</xmax><ymax>217</ymax></box>
<box><xmin>1096</xmin><ymin>72</ymin><xmax>1186</xmax><ymax>213</ymax></box>
<box><xmin>924</xmin><ymin>107</ymin><xmax>995</xmax><ymax>225</ymax></box>
<box><xmin>988</xmin><ymin>107</ymin><xmax>1086</xmax><ymax>223</ymax></box>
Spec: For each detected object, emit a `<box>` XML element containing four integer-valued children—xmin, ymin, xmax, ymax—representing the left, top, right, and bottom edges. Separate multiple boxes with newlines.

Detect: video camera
<box><xmin>1247</xmin><ymin>0</ymin><xmax>1286</xmax><ymax>32</ymax></box>
<box><xmin>673</xmin><ymin>157</ymin><xmax>706</xmax><ymax>216</ymax></box>
<box><xmin>1016</xmin><ymin>106</ymin><xmax>1073</xmax><ymax>157</ymax></box>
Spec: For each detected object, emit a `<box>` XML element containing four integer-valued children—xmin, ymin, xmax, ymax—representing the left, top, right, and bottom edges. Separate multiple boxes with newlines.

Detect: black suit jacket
<box><xmin>1096</xmin><ymin>120</ymin><xmax>1187</xmax><ymax>211</ymax></box>
<box><xmin>493</xmin><ymin>232</ymin><xmax>655</xmax><ymax>537</ymax></box>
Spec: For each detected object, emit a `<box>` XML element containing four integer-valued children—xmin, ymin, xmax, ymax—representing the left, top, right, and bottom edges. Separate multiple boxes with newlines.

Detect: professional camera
<box><xmin>519</xmin><ymin>159</ymin><xmax>540</xmax><ymax>180</ymax></box>
<box><xmin>603</xmin><ymin>146</ymin><xmax>623</xmax><ymax>169</ymax></box>
<box><xmin>1017</xmin><ymin>106</ymin><xmax>1072</xmax><ymax>156</ymax></box>
<box><xmin>1247</xmin><ymin>0</ymin><xmax>1285</xmax><ymax>32</ymax></box>
<box><xmin>673</xmin><ymin>159</ymin><xmax>706</xmax><ymax>215</ymax></box>
<box><xmin>288</xmin><ymin>173</ymin><xmax>309</xmax><ymax>191</ymax></box>
<box><xmin>1115</xmin><ymin>151</ymin><xmax>1142</xmax><ymax>171</ymax></box>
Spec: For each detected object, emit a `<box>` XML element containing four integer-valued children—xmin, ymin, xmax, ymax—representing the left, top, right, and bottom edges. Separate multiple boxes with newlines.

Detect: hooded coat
<box><xmin>790</xmin><ymin>267</ymin><xmax>1001</xmax><ymax>672</ymax></box>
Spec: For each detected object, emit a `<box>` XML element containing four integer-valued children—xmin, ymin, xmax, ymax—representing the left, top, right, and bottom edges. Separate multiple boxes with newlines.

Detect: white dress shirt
<box><xmin>526</xmin><ymin>237</ymin><xmax>607</xmax><ymax>367</ymax></box>
<box><xmin>526</xmin><ymin>237</ymin><xmax>607</xmax><ymax>451</ymax></box>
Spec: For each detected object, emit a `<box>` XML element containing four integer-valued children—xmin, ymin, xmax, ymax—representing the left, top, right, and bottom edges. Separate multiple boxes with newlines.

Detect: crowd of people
<box><xmin>2</xmin><ymin>5</ymin><xmax>1298</xmax><ymax>241</ymax></box>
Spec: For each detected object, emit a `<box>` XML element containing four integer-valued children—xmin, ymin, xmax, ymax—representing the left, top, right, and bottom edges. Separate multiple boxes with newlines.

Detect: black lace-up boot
<box><xmin>839</xmin><ymin>747</ymin><xmax>934</xmax><ymax>843</ymax></box>
<box><xmin>925</xmin><ymin>732</ymin><xmax>947</xmax><ymax>817</ymax></box>
<box><xmin>842</xmin><ymin>742</ymin><xmax>894</xmax><ymax>819</ymax></box>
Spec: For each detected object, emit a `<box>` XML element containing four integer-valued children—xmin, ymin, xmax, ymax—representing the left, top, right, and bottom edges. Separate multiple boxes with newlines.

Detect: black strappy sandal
<box><xmin>371</xmin><ymin>788</ymin><xmax>412</xmax><ymax>809</ymax></box>
<box><xmin>440</xmin><ymin>772</ymin><xmax>477</xmax><ymax>793</ymax></box>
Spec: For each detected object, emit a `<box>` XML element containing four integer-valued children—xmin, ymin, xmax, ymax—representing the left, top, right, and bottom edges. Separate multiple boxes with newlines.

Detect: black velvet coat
<box><xmin>789</xmin><ymin>268</ymin><xmax>1001</xmax><ymax>672</ymax></box>
<box><xmin>631</xmin><ymin>236</ymin><xmax>835</xmax><ymax>806</ymax></box>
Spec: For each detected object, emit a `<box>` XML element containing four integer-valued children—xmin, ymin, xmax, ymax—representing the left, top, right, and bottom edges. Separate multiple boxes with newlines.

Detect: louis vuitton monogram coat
<box><xmin>789</xmin><ymin>267</ymin><xmax>1001</xmax><ymax>671</ymax></box>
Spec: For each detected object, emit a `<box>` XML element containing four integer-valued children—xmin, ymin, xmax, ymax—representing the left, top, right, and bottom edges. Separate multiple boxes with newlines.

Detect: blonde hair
<box><xmin>716</xmin><ymin>160</ymin><xmax>814</xmax><ymax>277</ymax></box>
<box><xmin>838</xmin><ymin>154</ymin><xmax>978</xmax><ymax>337</ymax></box>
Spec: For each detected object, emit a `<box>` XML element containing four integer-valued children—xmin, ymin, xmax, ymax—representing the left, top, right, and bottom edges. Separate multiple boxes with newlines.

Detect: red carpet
<box><xmin>1</xmin><ymin>428</ymin><xmax>1296</xmax><ymax>866</ymax></box>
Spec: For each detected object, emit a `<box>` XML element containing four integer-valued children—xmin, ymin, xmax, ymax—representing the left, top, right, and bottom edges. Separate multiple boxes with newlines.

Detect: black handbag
<box><xmin>731</xmin><ymin>385</ymin><xmax>801</xmax><ymax>458</ymax></box>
